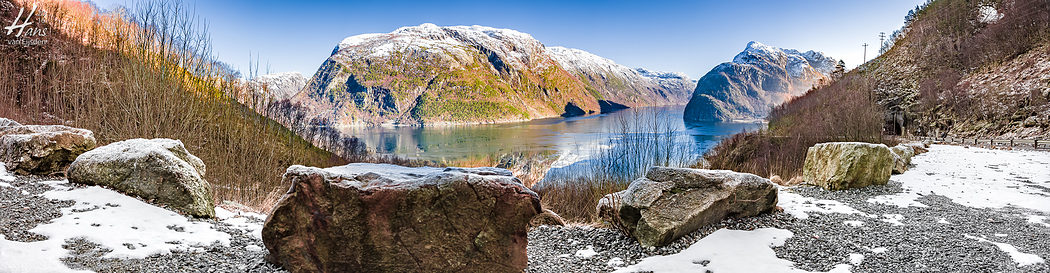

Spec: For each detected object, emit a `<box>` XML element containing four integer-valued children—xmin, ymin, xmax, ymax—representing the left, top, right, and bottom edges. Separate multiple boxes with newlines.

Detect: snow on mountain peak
<box><xmin>547</xmin><ymin>46</ymin><xmax>695</xmax><ymax>92</ymax></box>
<box><xmin>333</xmin><ymin>23</ymin><xmax>545</xmax><ymax>71</ymax></box>
<box><xmin>733</xmin><ymin>42</ymin><xmax>837</xmax><ymax>76</ymax></box>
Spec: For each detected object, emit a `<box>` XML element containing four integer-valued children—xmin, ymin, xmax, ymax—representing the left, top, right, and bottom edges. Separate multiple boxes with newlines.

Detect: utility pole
<box><xmin>879</xmin><ymin>32</ymin><xmax>886</xmax><ymax>54</ymax></box>
<box><xmin>862</xmin><ymin>43</ymin><xmax>869</xmax><ymax>62</ymax></box>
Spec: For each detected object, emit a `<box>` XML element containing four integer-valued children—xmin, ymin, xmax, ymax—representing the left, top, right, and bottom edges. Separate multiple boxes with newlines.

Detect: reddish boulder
<box><xmin>263</xmin><ymin>164</ymin><xmax>541</xmax><ymax>273</ymax></box>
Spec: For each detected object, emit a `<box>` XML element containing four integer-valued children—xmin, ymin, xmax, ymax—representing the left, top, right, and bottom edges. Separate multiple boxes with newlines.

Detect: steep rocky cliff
<box><xmin>684</xmin><ymin>42</ymin><xmax>836</xmax><ymax>122</ymax></box>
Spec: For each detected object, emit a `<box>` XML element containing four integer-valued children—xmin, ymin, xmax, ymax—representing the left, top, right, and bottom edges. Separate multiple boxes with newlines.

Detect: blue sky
<box><xmin>90</xmin><ymin>0</ymin><xmax>925</xmax><ymax>78</ymax></box>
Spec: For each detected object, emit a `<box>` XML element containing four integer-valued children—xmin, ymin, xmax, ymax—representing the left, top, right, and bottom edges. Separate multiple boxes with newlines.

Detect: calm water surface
<box><xmin>337</xmin><ymin>106</ymin><xmax>765</xmax><ymax>171</ymax></box>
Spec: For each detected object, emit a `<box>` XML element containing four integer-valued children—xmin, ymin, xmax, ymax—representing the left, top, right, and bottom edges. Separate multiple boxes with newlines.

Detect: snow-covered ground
<box><xmin>868</xmin><ymin>145</ymin><xmax>1050</xmax><ymax>212</ymax></box>
<box><xmin>613</xmin><ymin>228</ymin><xmax>852</xmax><ymax>273</ymax></box>
<box><xmin>0</xmin><ymin>163</ymin><xmax>267</xmax><ymax>273</ymax></box>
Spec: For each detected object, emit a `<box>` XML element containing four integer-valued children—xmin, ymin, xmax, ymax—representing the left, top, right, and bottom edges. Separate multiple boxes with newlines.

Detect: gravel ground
<box><xmin>0</xmin><ymin>175</ymin><xmax>285</xmax><ymax>273</ymax></box>
<box><xmin>526</xmin><ymin>181</ymin><xmax>1050</xmax><ymax>273</ymax></box>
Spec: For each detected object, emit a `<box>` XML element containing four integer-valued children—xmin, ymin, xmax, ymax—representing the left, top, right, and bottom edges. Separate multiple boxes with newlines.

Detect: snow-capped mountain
<box><xmin>249</xmin><ymin>72</ymin><xmax>307</xmax><ymax>101</ymax></box>
<box><xmin>684</xmin><ymin>41</ymin><xmax>837</xmax><ymax>122</ymax></box>
<box><xmin>547</xmin><ymin>47</ymin><xmax>694</xmax><ymax>110</ymax></box>
<box><xmin>288</xmin><ymin>23</ymin><xmax>694</xmax><ymax>126</ymax></box>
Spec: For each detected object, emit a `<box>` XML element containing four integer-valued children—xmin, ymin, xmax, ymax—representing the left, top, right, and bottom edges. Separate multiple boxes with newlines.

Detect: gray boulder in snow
<box><xmin>67</xmin><ymin>138</ymin><xmax>214</xmax><ymax>218</ymax></box>
<box><xmin>598</xmin><ymin>167</ymin><xmax>777</xmax><ymax>248</ymax></box>
<box><xmin>0</xmin><ymin>124</ymin><xmax>96</xmax><ymax>175</ymax></box>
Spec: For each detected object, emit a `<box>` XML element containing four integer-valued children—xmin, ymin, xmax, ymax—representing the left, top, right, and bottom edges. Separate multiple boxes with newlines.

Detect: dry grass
<box><xmin>704</xmin><ymin>76</ymin><xmax>892</xmax><ymax>179</ymax></box>
<box><xmin>0</xmin><ymin>0</ymin><xmax>343</xmax><ymax>212</ymax></box>
<box><xmin>533</xmin><ymin>109</ymin><xmax>698</xmax><ymax>223</ymax></box>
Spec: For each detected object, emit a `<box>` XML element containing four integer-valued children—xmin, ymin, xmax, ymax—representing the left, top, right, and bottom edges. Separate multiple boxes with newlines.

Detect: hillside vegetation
<box><xmin>705</xmin><ymin>0</ymin><xmax>1050</xmax><ymax>179</ymax></box>
<box><xmin>0</xmin><ymin>0</ymin><xmax>343</xmax><ymax>211</ymax></box>
<box><xmin>278</xmin><ymin>24</ymin><xmax>694</xmax><ymax>126</ymax></box>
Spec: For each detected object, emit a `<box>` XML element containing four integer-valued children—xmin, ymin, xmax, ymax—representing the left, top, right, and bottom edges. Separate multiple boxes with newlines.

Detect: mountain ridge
<box><xmin>684</xmin><ymin>41</ymin><xmax>837</xmax><ymax>122</ymax></box>
<box><xmin>280</xmin><ymin>23</ymin><xmax>694</xmax><ymax>126</ymax></box>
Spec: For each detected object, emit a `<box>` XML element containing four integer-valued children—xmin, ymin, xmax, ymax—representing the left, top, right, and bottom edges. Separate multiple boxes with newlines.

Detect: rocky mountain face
<box><xmin>286</xmin><ymin>23</ymin><xmax>693</xmax><ymax>126</ymax></box>
<box><xmin>684</xmin><ymin>41</ymin><xmax>836</xmax><ymax>122</ymax></box>
<box><xmin>855</xmin><ymin>0</ymin><xmax>1050</xmax><ymax>138</ymax></box>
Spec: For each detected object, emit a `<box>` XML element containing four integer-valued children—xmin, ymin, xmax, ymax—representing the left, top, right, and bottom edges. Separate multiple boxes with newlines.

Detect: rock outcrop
<box><xmin>67</xmin><ymin>138</ymin><xmax>214</xmax><ymax>218</ymax></box>
<box><xmin>0</xmin><ymin>124</ymin><xmax>96</xmax><ymax>175</ymax></box>
<box><xmin>684</xmin><ymin>41</ymin><xmax>836</xmax><ymax>122</ymax></box>
<box><xmin>262</xmin><ymin>163</ymin><xmax>541</xmax><ymax>273</ymax></box>
<box><xmin>597</xmin><ymin>167</ymin><xmax>777</xmax><ymax>248</ymax></box>
<box><xmin>803</xmin><ymin>142</ymin><xmax>894</xmax><ymax>190</ymax></box>
<box><xmin>890</xmin><ymin>144</ymin><xmax>916</xmax><ymax>174</ymax></box>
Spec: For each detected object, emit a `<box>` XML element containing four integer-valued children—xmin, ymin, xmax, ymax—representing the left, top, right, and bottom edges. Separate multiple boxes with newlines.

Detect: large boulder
<box><xmin>0</xmin><ymin>124</ymin><xmax>96</xmax><ymax>175</ymax></box>
<box><xmin>67</xmin><ymin>138</ymin><xmax>214</xmax><ymax>218</ymax></box>
<box><xmin>263</xmin><ymin>163</ymin><xmax>541</xmax><ymax>273</ymax></box>
<box><xmin>803</xmin><ymin>142</ymin><xmax>894</xmax><ymax>190</ymax></box>
<box><xmin>596</xmin><ymin>167</ymin><xmax>777</xmax><ymax>248</ymax></box>
<box><xmin>890</xmin><ymin>144</ymin><xmax>915</xmax><ymax>174</ymax></box>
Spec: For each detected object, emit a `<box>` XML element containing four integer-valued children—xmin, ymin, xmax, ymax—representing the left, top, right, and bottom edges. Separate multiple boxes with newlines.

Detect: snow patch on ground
<box><xmin>215</xmin><ymin>207</ymin><xmax>265</xmax><ymax>239</ymax></box>
<box><xmin>880</xmin><ymin>214</ymin><xmax>905</xmax><ymax>226</ymax></box>
<box><xmin>978</xmin><ymin>5</ymin><xmax>1003</xmax><ymax>23</ymax></box>
<box><xmin>245</xmin><ymin>244</ymin><xmax>264</xmax><ymax>252</ymax></box>
<box><xmin>1026</xmin><ymin>215</ymin><xmax>1050</xmax><ymax>227</ymax></box>
<box><xmin>965</xmin><ymin>234</ymin><xmax>1045</xmax><ymax>266</ymax></box>
<box><xmin>848</xmin><ymin>253</ymin><xmax>864</xmax><ymax>265</ymax></box>
<box><xmin>0</xmin><ymin>181</ymin><xmax>230</xmax><ymax>272</ymax></box>
<box><xmin>865</xmin><ymin>247</ymin><xmax>889</xmax><ymax>254</ymax></box>
<box><xmin>614</xmin><ymin>228</ymin><xmax>852</xmax><ymax>273</ymax></box>
<box><xmin>574</xmin><ymin>245</ymin><xmax>598</xmax><ymax>258</ymax></box>
<box><xmin>607</xmin><ymin>257</ymin><xmax>625</xmax><ymax>267</ymax></box>
<box><xmin>779</xmin><ymin>188</ymin><xmax>868</xmax><ymax>219</ymax></box>
<box><xmin>937</xmin><ymin>218</ymin><xmax>952</xmax><ymax>224</ymax></box>
<box><xmin>868</xmin><ymin>145</ymin><xmax>1050</xmax><ymax>212</ymax></box>
<box><xmin>0</xmin><ymin>163</ymin><xmax>15</xmax><ymax>185</ymax></box>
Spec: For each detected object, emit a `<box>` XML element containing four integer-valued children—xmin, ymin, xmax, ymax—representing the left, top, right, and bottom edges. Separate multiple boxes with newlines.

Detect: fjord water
<box><xmin>338</xmin><ymin>106</ymin><xmax>765</xmax><ymax>178</ymax></box>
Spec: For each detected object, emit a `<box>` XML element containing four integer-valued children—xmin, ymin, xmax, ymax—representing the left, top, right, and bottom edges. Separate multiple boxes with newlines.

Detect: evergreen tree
<box><xmin>832</xmin><ymin>60</ymin><xmax>846</xmax><ymax>79</ymax></box>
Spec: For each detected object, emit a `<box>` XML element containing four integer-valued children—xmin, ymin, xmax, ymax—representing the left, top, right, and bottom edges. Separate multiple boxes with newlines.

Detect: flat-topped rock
<box><xmin>597</xmin><ymin>167</ymin><xmax>777</xmax><ymax>248</ymax></box>
<box><xmin>263</xmin><ymin>163</ymin><xmax>541</xmax><ymax>273</ymax></box>
<box><xmin>0</xmin><ymin>124</ymin><xmax>96</xmax><ymax>175</ymax></box>
<box><xmin>803</xmin><ymin>142</ymin><xmax>893</xmax><ymax>190</ymax></box>
<box><xmin>67</xmin><ymin>138</ymin><xmax>214</xmax><ymax>218</ymax></box>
